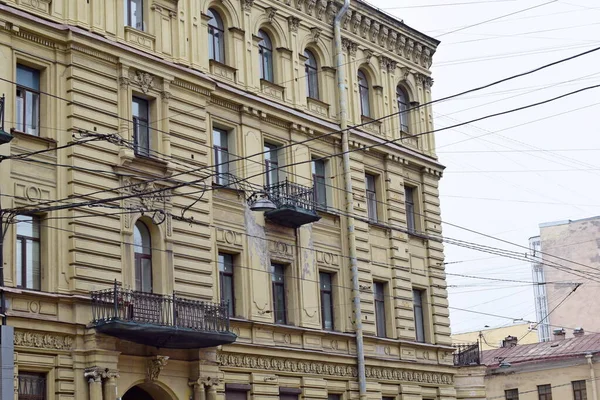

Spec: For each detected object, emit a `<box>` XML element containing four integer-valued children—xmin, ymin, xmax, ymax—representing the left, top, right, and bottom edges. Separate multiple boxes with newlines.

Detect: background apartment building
<box><xmin>529</xmin><ymin>216</ymin><xmax>600</xmax><ymax>342</ymax></box>
<box><xmin>0</xmin><ymin>0</ymin><xmax>456</xmax><ymax>400</ymax></box>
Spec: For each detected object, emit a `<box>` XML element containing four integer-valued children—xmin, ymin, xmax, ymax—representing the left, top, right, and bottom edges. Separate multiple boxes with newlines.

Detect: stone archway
<box><xmin>122</xmin><ymin>383</ymin><xmax>173</xmax><ymax>400</ymax></box>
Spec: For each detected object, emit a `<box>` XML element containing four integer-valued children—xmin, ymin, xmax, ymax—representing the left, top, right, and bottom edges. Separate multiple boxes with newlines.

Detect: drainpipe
<box><xmin>586</xmin><ymin>354</ymin><xmax>598</xmax><ymax>400</ymax></box>
<box><xmin>334</xmin><ymin>3</ymin><xmax>367</xmax><ymax>400</ymax></box>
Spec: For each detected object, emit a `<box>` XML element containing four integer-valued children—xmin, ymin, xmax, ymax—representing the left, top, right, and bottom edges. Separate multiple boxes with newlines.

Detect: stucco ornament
<box><xmin>147</xmin><ymin>355</ymin><xmax>169</xmax><ymax>381</ymax></box>
<box><xmin>132</xmin><ymin>71</ymin><xmax>154</xmax><ymax>94</ymax></box>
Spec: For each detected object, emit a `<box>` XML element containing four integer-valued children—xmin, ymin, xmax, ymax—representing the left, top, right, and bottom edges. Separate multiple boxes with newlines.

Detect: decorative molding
<box><xmin>84</xmin><ymin>367</ymin><xmax>102</xmax><ymax>383</ymax></box>
<box><xmin>147</xmin><ymin>356</ymin><xmax>169</xmax><ymax>381</ymax></box>
<box><xmin>266</xmin><ymin>7</ymin><xmax>277</xmax><ymax>22</ymax></box>
<box><xmin>217</xmin><ymin>353</ymin><xmax>454</xmax><ymax>384</ymax></box>
<box><xmin>287</xmin><ymin>16</ymin><xmax>300</xmax><ymax>33</ymax></box>
<box><xmin>369</xmin><ymin>21</ymin><xmax>380</xmax><ymax>43</ymax></box>
<box><xmin>131</xmin><ymin>71</ymin><xmax>154</xmax><ymax>94</ymax></box>
<box><xmin>211</xmin><ymin>96</ymin><xmax>241</xmax><ymax>111</ymax></box>
<box><xmin>306</xmin><ymin>0</ymin><xmax>317</xmax><ymax>15</ymax></box>
<box><xmin>14</xmin><ymin>331</ymin><xmax>73</xmax><ymax>350</ymax></box>
<box><xmin>326</xmin><ymin>2</ymin><xmax>338</xmax><ymax>23</ymax></box>
<box><xmin>310</xmin><ymin>27</ymin><xmax>322</xmax><ymax>43</ymax></box>
<box><xmin>342</xmin><ymin>38</ymin><xmax>357</xmax><ymax>57</ymax></box>
<box><xmin>342</xmin><ymin>9</ymin><xmax>352</xmax><ymax>30</ymax></box>
<box><xmin>316</xmin><ymin>0</ymin><xmax>328</xmax><ymax>20</ymax></box>
<box><xmin>71</xmin><ymin>44</ymin><xmax>118</xmax><ymax>64</ymax></box>
<box><xmin>242</xmin><ymin>0</ymin><xmax>254</xmax><ymax>12</ymax></box>
<box><xmin>173</xmin><ymin>79</ymin><xmax>212</xmax><ymax>96</ymax></box>
<box><xmin>360</xmin><ymin>17</ymin><xmax>371</xmax><ymax>39</ymax></box>
<box><xmin>118</xmin><ymin>76</ymin><xmax>130</xmax><ymax>89</ymax></box>
<box><xmin>14</xmin><ymin>29</ymin><xmax>58</xmax><ymax>49</ymax></box>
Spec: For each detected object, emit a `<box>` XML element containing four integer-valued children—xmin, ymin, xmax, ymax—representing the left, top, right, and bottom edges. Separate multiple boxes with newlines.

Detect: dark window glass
<box><xmin>358</xmin><ymin>70</ymin><xmax>370</xmax><ymax>117</ymax></box>
<box><xmin>271</xmin><ymin>264</ymin><xmax>287</xmax><ymax>324</ymax></box>
<box><xmin>374</xmin><ymin>282</ymin><xmax>386</xmax><ymax>337</ymax></box>
<box><xmin>132</xmin><ymin>97</ymin><xmax>150</xmax><ymax>156</ymax></box>
<box><xmin>573</xmin><ymin>381</ymin><xmax>587</xmax><ymax>400</ymax></box>
<box><xmin>328</xmin><ymin>395</ymin><xmax>341</xmax><ymax>400</ymax></box>
<box><xmin>312</xmin><ymin>159</ymin><xmax>327</xmax><ymax>207</ymax></box>
<box><xmin>125</xmin><ymin>0</ymin><xmax>144</xmax><ymax>30</ymax></box>
<box><xmin>320</xmin><ymin>272</ymin><xmax>334</xmax><ymax>330</ymax></box>
<box><xmin>280</xmin><ymin>394</ymin><xmax>297</xmax><ymax>400</ymax></box>
<box><xmin>365</xmin><ymin>174</ymin><xmax>377</xmax><ymax>223</ymax></box>
<box><xmin>304</xmin><ymin>50</ymin><xmax>319</xmax><ymax>99</ymax></box>
<box><xmin>208</xmin><ymin>9</ymin><xmax>225</xmax><ymax>63</ymax></box>
<box><xmin>225</xmin><ymin>391</ymin><xmax>247</xmax><ymax>400</ymax></box>
<box><xmin>16</xmin><ymin>215</ymin><xmax>41</xmax><ymax>291</ymax></box>
<box><xmin>213</xmin><ymin>128</ymin><xmax>230</xmax><ymax>185</ymax></box>
<box><xmin>134</xmin><ymin>221</ymin><xmax>152</xmax><ymax>293</ymax></box>
<box><xmin>405</xmin><ymin>186</ymin><xmax>416</xmax><ymax>233</ymax></box>
<box><xmin>264</xmin><ymin>143</ymin><xmax>279</xmax><ymax>186</ymax></box>
<box><xmin>538</xmin><ymin>384</ymin><xmax>552</xmax><ymax>400</ymax></box>
<box><xmin>258</xmin><ymin>30</ymin><xmax>274</xmax><ymax>82</ymax></box>
<box><xmin>413</xmin><ymin>289</ymin><xmax>425</xmax><ymax>342</ymax></box>
<box><xmin>505</xmin><ymin>389</ymin><xmax>519</xmax><ymax>400</ymax></box>
<box><xmin>18</xmin><ymin>373</ymin><xmax>46</xmax><ymax>400</ymax></box>
<box><xmin>16</xmin><ymin>65</ymin><xmax>40</xmax><ymax>136</ymax></box>
<box><xmin>397</xmin><ymin>86</ymin><xmax>409</xmax><ymax>132</ymax></box>
<box><xmin>382</xmin><ymin>397</ymin><xmax>395</xmax><ymax>400</ymax></box>
<box><xmin>218</xmin><ymin>253</ymin><xmax>235</xmax><ymax>316</ymax></box>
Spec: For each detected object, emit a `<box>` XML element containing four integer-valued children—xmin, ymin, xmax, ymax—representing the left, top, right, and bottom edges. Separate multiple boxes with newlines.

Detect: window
<box><xmin>573</xmin><ymin>381</ymin><xmax>587</xmax><ymax>400</ymax></box>
<box><xmin>16</xmin><ymin>215</ymin><xmax>41</xmax><ymax>291</ymax></box>
<box><xmin>271</xmin><ymin>263</ymin><xmax>287</xmax><ymax>324</ymax></box>
<box><xmin>312</xmin><ymin>159</ymin><xmax>327</xmax><ymax>207</ymax></box>
<box><xmin>125</xmin><ymin>0</ymin><xmax>144</xmax><ymax>30</ymax></box>
<box><xmin>328</xmin><ymin>395</ymin><xmax>341</xmax><ymax>400</ymax></box>
<box><xmin>218</xmin><ymin>253</ymin><xmax>235</xmax><ymax>316</ymax></box>
<box><xmin>225</xmin><ymin>385</ymin><xmax>251</xmax><ymax>400</ymax></box>
<box><xmin>397</xmin><ymin>86</ymin><xmax>409</xmax><ymax>132</ymax></box>
<box><xmin>505</xmin><ymin>389</ymin><xmax>519</xmax><ymax>400</ymax></box>
<box><xmin>280</xmin><ymin>388</ymin><xmax>301</xmax><ymax>400</ymax></box>
<box><xmin>304</xmin><ymin>50</ymin><xmax>319</xmax><ymax>99</ymax></box>
<box><xmin>258</xmin><ymin>30</ymin><xmax>274</xmax><ymax>82</ymax></box>
<box><xmin>320</xmin><ymin>272</ymin><xmax>334</xmax><ymax>330</ymax></box>
<box><xmin>134</xmin><ymin>221</ymin><xmax>152</xmax><ymax>293</ymax></box>
<box><xmin>208</xmin><ymin>9</ymin><xmax>225</xmax><ymax>63</ymax></box>
<box><xmin>413</xmin><ymin>289</ymin><xmax>425</xmax><ymax>342</ymax></box>
<box><xmin>18</xmin><ymin>373</ymin><xmax>46</xmax><ymax>400</ymax></box>
<box><xmin>382</xmin><ymin>397</ymin><xmax>395</xmax><ymax>400</ymax></box>
<box><xmin>365</xmin><ymin>174</ymin><xmax>377</xmax><ymax>223</ymax></box>
<box><xmin>132</xmin><ymin>97</ymin><xmax>150</xmax><ymax>157</ymax></box>
<box><xmin>16</xmin><ymin>65</ymin><xmax>40</xmax><ymax>136</ymax></box>
<box><xmin>213</xmin><ymin>128</ymin><xmax>230</xmax><ymax>185</ymax></box>
<box><xmin>538</xmin><ymin>385</ymin><xmax>552</xmax><ymax>400</ymax></box>
<box><xmin>405</xmin><ymin>186</ymin><xmax>416</xmax><ymax>233</ymax></box>
<box><xmin>264</xmin><ymin>143</ymin><xmax>279</xmax><ymax>187</ymax></box>
<box><xmin>374</xmin><ymin>281</ymin><xmax>386</xmax><ymax>337</ymax></box>
<box><xmin>358</xmin><ymin>70</ymin><xmax>370</xmax><ymax>118</ymax></box>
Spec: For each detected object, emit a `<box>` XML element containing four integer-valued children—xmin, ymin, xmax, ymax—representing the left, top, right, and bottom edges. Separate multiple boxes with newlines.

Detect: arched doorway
<box><xmin>122</xmin><ymin>383</ymin><xmax>173</xmax><ymax>400</ymax></box>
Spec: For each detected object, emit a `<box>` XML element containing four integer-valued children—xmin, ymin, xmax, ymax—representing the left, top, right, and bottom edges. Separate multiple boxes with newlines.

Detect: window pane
<box><xmin>320</xmin><ymin>272</ymin><xmax>331</xmax><ymax>290</ymax></box>
<box><xmin>17</xmin><ymin>66</ymin><xmax>40</xmax><ymax>90</ymax></box>
<box><xmin>222</xmin><ymin>275</ymin><xmax>234</xmax><ymax>315</ymax></box>
<box><xmin>218</xmin><ymin>253</ymin><xmax>234</xmax><ymax>273</ymax></box>
<box><xmin>25</xmin><ymin>91</ymin><xmax>39</xmax><ymax>136</ymax></box>
<box><xmin>273</xmin><ymin>284</ymin><xmax>286</xmax><ymax>324</ymax></box>
<box><xmin>405</xmin><ymin>186</ymin><xmax>416</xmax><ymax>233</ymax></box>
<box><xmin>413</xmin><ymin>289</ymin><xmax>425</xmax><ymax>342</ymax></box>
<box><xmin>322</xmin><ymin>292</ymin><xmax>333</xmax><ymax>330</ymax></box>
<box><xmin>16</xmin><ymin>90</ymin><xmax>24</xmax><ymax>132</ymax></box>
<box><xmin>141</xmin><ymin>257</ymin><xmax>152</xmax><ymax>293</ymax></box>
<box><xmin>505</xmin><ymin>389</ymin><xmax>519</xmax><ymax>400</ymax></box>
<box><xmin>134</xmin><ymin>222</ymin><xmax>151</xmax><ymax>255</ymax></box>
<box><xmin>16</xmin><ymin>215</ymin><xmax>34</xmax><ymax>237</ymax></box>
<box><xmin>16</xmin><ymin>239</ymin><xmax>22</xmax><ymax>288</ymax></box>
<box><xmin>128</xmin><ymin>0</ymin><xmax>144</xmax><ymax>30</ymax></box>
<box><xmin>30</xmin><ymin>239</ymin><xmax>41</xmax><ymax>290</ymax></box>
<box><xmin>375</xmin><ymin>300</ymin><xmax>386</xmax><ymax>337</ymax></box>
<box><xmin>18</xmin><ymin>372</ymin><xmax>46</xmax><ymax>400</ymax></box>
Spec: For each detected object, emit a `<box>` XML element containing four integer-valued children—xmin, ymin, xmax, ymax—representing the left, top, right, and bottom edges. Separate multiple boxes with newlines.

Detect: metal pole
<box><xmin>586</xmin><ymin>354</ymin><xmax>599</xmax><ymax>400</ymax></box>
<box><xmin>334</xmin><ymin>3</ymin><xmax>367</xmax><ymax>400</ymax></box>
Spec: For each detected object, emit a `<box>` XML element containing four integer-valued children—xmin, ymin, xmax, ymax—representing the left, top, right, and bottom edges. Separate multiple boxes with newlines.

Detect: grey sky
<box><xmin>369</xmin><ymin>0</ymin><xmax>600</xmax><ymax>334</ymax></box>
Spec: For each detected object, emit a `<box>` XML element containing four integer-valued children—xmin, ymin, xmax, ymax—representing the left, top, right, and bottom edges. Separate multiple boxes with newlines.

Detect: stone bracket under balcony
<box><xmin>263</xmin><ymin>179</ymin><xmax>321</xmax><ymax>228</ymax></box>
<box><xmin>89</xmin><ymin>283</ymin><xmax>237</xmax><ymax>349</ymax></box>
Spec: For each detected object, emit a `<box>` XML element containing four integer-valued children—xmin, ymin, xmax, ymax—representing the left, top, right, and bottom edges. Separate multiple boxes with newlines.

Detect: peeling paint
<box><xmin>244</xmin><ymin>204</ymin><xmax>270</xmax><ymax>270</ymax></box>
<box><xmin>302</xmin><ymin>225</ymin><xmax>315</xmax><ymax>279</ymax></box>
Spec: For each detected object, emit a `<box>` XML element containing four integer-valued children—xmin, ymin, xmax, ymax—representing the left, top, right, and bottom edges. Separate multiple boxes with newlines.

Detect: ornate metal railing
<box><xmin>91</xmin><ymin>281</ymin><xmax>230</xmax><ymax>332</ymax></box>
<box><xmin>453</xmin><ymin>342</ymin><xmax>481</xmax><ymax>366</ymax></box>
<box><xmin>266</xmin><ymin>178</ymin><xmax>316</xmax><ymax>211</ymax></box>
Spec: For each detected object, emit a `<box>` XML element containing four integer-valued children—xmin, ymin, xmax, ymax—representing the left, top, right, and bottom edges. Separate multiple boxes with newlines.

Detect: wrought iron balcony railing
<box><xmin>90</xmin><ymin>281</ymin><xmax>236</xmax><ymax>349</ymax></box>
<box><xmin>263</xmin><ymin>178</ymin><xmax>321</xmax><ymax>228</ymax></box>
<box><xmin>453</xmin><ymin>342</ymin><xmax>481</xmax><ymax>366</ymax></box>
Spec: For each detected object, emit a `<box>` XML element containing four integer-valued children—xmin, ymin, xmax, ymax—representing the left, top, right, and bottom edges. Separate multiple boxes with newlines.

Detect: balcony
<box><xmin>263</xmin><ymin>179</ymin><xmax>321</xmax><ymax>228</ymax></box>
<box><xmin>0</xmin><ymin>94</ymin><xmax>13</xmax><ymax>145</ymax></box>
<box><xmin>453</xmin><ymin>342</ymin><xmax>481</xmax><ymax>366</ymax></box>
<box><xmin>90</xmin><ymin>282</ymin><xmax>237</xmax><ymax>349</ymax></box>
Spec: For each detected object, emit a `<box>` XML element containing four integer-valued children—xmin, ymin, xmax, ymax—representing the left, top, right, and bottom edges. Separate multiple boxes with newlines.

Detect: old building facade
<box><xmin>0</xmin><ymin>0</ymin><xmax>454</xmax><ymax>400</ymax></box>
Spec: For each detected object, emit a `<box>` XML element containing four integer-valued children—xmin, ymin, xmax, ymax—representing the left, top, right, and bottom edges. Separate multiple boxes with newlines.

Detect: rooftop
<box><xmin>482</xmin><ymin>333</ymin><xmax>600</xmax><ymax>368</ymax></box>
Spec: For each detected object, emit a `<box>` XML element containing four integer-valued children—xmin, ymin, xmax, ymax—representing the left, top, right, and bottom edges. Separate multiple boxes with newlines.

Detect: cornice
<box><xmin>217</xmin><ymin>352</ymin><xmax>454</xmax><ymax>384</ymax></box>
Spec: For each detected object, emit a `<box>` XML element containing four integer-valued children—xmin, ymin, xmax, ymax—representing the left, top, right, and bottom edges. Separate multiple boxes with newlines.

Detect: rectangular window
<box><xmin>320</xmin><ymin>272</ymin><xmax>334</xmax><ymax>330</ymax></box>
<box><xmin>374</xmin><ymin>281</ymin><xmax>386</xmax><ymax>337</ymax></box>
<box><xmin>573</xmin><ymin>381</ymin><xmax>587</xmax><ymax>400</ymax></box>
<box><xmin>312</xmin><ymin>159</ymin><xmax>327</xmax><ymax>208</ymax></box>
<box><xmin>271</xmin><ymin>263</ymin><xmax>287</xmax><ymax>324</ymax></box>
<box><xmin>264</xmin><ymin>143</ymin><xmax>279</xmax><ymax>187</ymax></box>
<box><xmin>18</xmin><ymin>373</ymin><xmax>46</xmax><ymax>400</ymax></box>
<box><xmin>218</xmin><ymin>253</ymin><xmax>235</xmax><ymax>316</ymax></box>
<box><xmin>365</xmin><ymin>174</ymin><xmax>378</xmax><ymax>223</ymax></box>
<box><xmin>413</xmin><ymin>289</ymin><xmax>425</xmax><ymax>343</ymax></box>
<box><xmin>382</xmin><ymin>397</ymin><xmax>395</xmax><ymax>400</ymax></box>
<box><xmin>132</xmin><ymin>97</ymin><xmax>150</xmax><ymax>157</ymax></box>
<box><xmin>538</xmin><ymin>384</ymin><xmax>552</xmax><ymax>400</ymax></box>
<box><xmin>328</xmin><ymin>395</ymin><xmax>341</xmax><ymax>400</ymax></box>
<box><xmin>405</xmin><ymin>186</ymin><xmax>416</xmax><ymax>233</ymax></box>
<box><xmin>213</xmin><ymin>128</ymin><xmax>230</xmax><ymax>185</ymax></box>
<box><xmin>16</xmin><ymin>215</ymin><xmax>41</xmax><ymax>291</ymax></box>
<box><xmin>16</xmin><ymin>64</ymin><xmax>40</xmax><ymax>136</ymax></box>
<box><xmin>505</xmin><ymin>389</ymin><xmax>519</xmax><ymax>400</ymax></box>
<box><xmin>125</xmin><ymin>0</ymin><xmax>144</xmax><ymax>30</ymax></box>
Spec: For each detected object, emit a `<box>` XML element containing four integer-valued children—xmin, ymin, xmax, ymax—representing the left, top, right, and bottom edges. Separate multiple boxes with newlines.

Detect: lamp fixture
<box><xmin>247</xmin><ymin>191</ymin><xmax>277</xmax><ymax>212</ymax></box>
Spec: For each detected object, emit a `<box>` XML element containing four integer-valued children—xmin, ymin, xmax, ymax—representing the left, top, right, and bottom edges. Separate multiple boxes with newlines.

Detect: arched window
<box><xmin>134</xmin><ymin>221</ymin><xmax>152</xmax><ymax>293</ymax></box>
<box><xmin>208</xmin><ymin>9</ymin><xmax>225</xmax><ymax>63</ymax></box>
<box><xmin>396</xmin><ymin>86</ymin><xmax>409</xmax><ymax>132</ymax></box>
<box><xmin>304</xmin><ymin>50</ymin><xmax>319</xmax><ymax>99</ymax></box>
<box><xmin>258</xmin><ymin>30</ymin><xmax>274</xmax><ymax>82</ymax></box>
<box><xmin>358</xmin><ymin>70</ymin><xmax>370</xmax><ymax>118</ymax></box>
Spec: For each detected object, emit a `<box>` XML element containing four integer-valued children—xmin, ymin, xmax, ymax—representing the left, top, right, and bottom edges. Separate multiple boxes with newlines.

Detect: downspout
<box><xmin>334</xmin><ymin>3</ymin><xmax>367</xmax><ymax>400</ymax></box>
<box><xmin>586</xmin><ymin>354</ymin><xmax>598</xmax><ymax>400</ymax></box>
